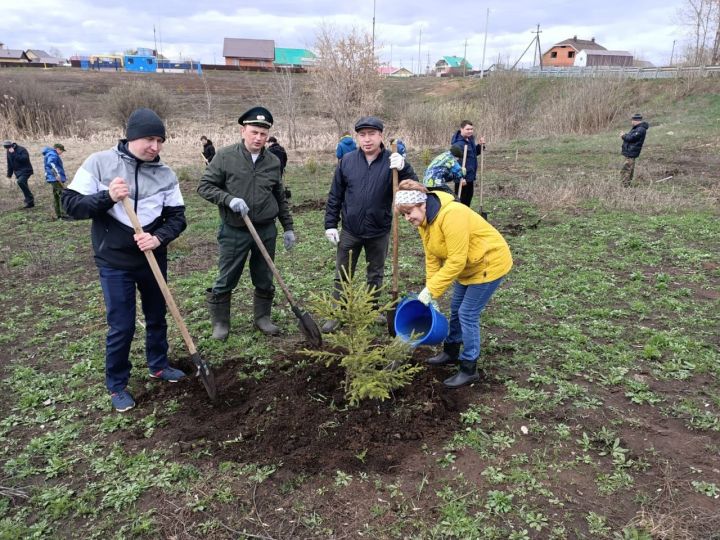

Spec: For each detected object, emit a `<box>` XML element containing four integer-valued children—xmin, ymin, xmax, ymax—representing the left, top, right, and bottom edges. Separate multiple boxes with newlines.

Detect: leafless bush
<box><xmin>0</xmin><ymin>80</ymin><xmax>88</xmax><ymax>138</ymax></box>
<box><xmin>104</xmin><ymin>79</ymin><xmax>173</xmax><ymax>129</ymax></box>
<box><xmin>529</xmin><ymin>78</ymin><xmax>629</xmax><ymax>136</ymax></box>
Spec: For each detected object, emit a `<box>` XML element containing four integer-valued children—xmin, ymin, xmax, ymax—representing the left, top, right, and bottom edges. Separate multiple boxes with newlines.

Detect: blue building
<box><xmin>124</xmin><ymin>54</ymin><xmax>157</xmax><ymax>72</ymax></box>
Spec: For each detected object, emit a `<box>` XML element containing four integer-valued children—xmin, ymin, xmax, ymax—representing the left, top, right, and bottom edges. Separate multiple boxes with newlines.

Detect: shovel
<box><xmin>386</xmin><ymin>141</ymin><xmax>400</xmax><ymax>337</ymax></box>
<box><xmin>458</xmin><ymin>144</ymin><xmax>467</xmax><ymax>201</ymax></box>
<box><xmin>200</xmin><ymin>152</ymin><xmax>209</xmax><ymax>165</ymax></box>
<box><xmin>479</xmin><ymin>142</ymin><xmax>488</xmax><ymax>220</ymax></box>
<box><xmin>241</xmin><ymin>214</ymin><xmax>322</xmax><ymax>347</ymax></box>
<box><xmin>121</xmin><ymin>198</ymin><xmax>218</xmax><ymax>402</ymax></box>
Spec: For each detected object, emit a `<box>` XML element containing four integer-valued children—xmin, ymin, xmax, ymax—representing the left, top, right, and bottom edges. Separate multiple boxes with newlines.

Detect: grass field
<box><xmin>0</xmin><ymin>70</ymin><xmax>718</xmax><ymax>539</ymax></box>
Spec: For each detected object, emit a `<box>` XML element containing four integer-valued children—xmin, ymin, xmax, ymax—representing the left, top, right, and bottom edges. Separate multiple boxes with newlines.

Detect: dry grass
<box><xmin>0</xmin><ymin>79</ymin><xmax>88</xmax><ymax>138</ymax></box>
<box><xmin>499</xmin><ymin>171</ymin><xmax>716</xmax><ymax>214</ymax></box>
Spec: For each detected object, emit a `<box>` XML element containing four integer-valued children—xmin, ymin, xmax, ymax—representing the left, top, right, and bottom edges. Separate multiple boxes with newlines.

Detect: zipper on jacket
<box><xmin>134</xmin><ymin>162</ymin><xmax>140</xmax><ymax>215</ymax></box>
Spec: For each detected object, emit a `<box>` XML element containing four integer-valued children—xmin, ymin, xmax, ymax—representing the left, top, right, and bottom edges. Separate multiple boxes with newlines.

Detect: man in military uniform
<box><xmin>198</xmin><ymin>106</ymin><xmax>296</xmax><ymax>340</ymax></box>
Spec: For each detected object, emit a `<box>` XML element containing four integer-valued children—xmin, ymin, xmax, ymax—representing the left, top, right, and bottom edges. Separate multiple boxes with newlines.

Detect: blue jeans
<box><xmin>98</xmin><ymin>264</ymin><xmax>169</xmax><ymax>392</ymax></box>
<box><xmin>447</xmin><ymin>277</ymin><xmax>504</xmax><ymax>362</ymax></box>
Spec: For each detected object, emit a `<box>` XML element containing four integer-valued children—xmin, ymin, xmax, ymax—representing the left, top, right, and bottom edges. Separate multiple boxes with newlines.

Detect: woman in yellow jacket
<box><xmin>395</xmin><ymin>180</ymin><xmax>512</xmax><ymax>388</ymax></box>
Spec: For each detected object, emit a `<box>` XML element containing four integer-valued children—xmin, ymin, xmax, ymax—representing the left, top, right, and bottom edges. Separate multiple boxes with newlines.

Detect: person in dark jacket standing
<box><xmin>62</xmin><ymin>108</ymin><xmax>188</xmax><ymax>412</ymax></box>
<box><xmin>4</xmin><ymin>140</ymin><xmax>35</xmax><ymax>208</ymax></box>
<box><xmin>200</xmin><ymin>136</ymin><xmax>216</xmax><ymax>163</ymax></box>
<box><xmin>322</xmin><ymin>116</ymin><xmax>418</xmax><ymax>333</ymax></box>
<box><xmin>620</xmin><ymin>113</ymin><xmax>649</xmax><ymax>187</ymax></box>
<box><xmin>450</xmin><ymin>121</ymin><xmax>485</xmax><ymax>207</ymax></box>
<box><xmin>266</xmin><ymin>136</ymin><xmax>290</xmax><ymax>199</ymax></box>
<box><xmin>198</xmin><ymin>106</ymin><xmax>295</xmax><ymax>340</ymax></box>
<box><xmin>42</xmin><ymin>143</ymin><xmax>69</xmax><ymax>219</ymax></box>
<box><xmin>335</xmin><ymin>131</ymin><xmax>357</xmax><ymax>161</ymax></box>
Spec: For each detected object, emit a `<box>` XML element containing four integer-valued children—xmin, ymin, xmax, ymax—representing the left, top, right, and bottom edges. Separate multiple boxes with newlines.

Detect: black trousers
<box><xmin>333</xmin><ymin>229</ymin><xmax>390</xmax><ymax>300</ymax></box>
<box><xmin>454</xmin><ymin>179</ymin><xmax>474</xmax><ymax>207</ymax></box>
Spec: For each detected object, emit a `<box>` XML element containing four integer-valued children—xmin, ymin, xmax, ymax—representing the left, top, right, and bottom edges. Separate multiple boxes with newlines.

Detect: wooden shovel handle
<box><xmin>121</xmin><ymin>198</ymin><xmax>197</xmax><ymax>355</ymax></box>
<box><xmin>391</xmin><ymin>141</ymin><xmax>399</xmax><ymax>298</ymax></box>
<box><xmin>241</xmin><ymin>214</ymin><xmax>298</xmax><ymax>307</ymax></box>
<box><xmin>458</xmin><ymin>144</ymin><xmax>468</xmax><ymax>199</ymax></box>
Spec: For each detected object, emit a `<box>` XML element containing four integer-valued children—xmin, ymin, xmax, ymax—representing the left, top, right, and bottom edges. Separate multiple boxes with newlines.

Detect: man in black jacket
<box><xmin>322</xmin><ymin>116</ymin><xmax>417</xmax><ymax>332</ymax></box>
<box><xmin>267</xmin><ymin>136</ymin><xmax>290</xmax><ymax>199</ymax></box>
<box><xmin>198</xmin><ymin>106</ymin><xmax>295</xmax><ymax>340</ymax></box>
<box><xmin>62</xmin><ymin>108</ymin><xmax>188</xmax><ymax>412</ymax></box>
<box><xmin>620</xmin><ymin>113</ymin><xmax>649</xmax><ymax>187</ymax></box>
<box><xmin>200</xmin><ymin>136</ymin><xmax>216</xmax><ymax>163</ymax></box>
<box><xmin>4</xmin><ymin>140</ymin><xmax>35</xmax><ymax>208</ymax></box>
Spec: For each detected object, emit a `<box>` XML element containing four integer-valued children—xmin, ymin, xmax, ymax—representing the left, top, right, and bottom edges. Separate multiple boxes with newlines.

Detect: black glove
<box><xmin>284</xmin><ymin>188</ymin><xmax>292</xmax><ymax>200</ymax></box>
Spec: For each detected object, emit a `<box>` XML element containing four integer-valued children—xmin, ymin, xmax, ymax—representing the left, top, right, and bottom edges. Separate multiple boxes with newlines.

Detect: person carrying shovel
<box><xmin>394</xmin><ymin>180</ymin><xmax>512</xmax><ymax>388</ymax></box>
<box><xmin>450</xmin><ymin>120</ymin><xmax>485</xmax><ymax>207</ymax></box>
<box><xmin>42</xmin><ymin>143</ymin><xmax>70</xmax><ymax>220</ymax></box>
<box><xmin>198</xmin><ymin>106</ymin><xmax>296</xmax><ymax>340</ymax></box>
<box><xmin>62</xmin><ymin>108</ymin><xmax>188</xmax><ymax>412</ymax></box>
<box><xmin>321</xmin><ymin>116</ymin><xmax>417</xmax><ymax>333</ymax></box>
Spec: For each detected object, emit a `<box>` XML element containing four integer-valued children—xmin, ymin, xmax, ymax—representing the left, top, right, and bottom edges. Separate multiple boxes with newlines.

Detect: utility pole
<box><xmin>417</xmin><ymin>26</ymin><xmax>422</xmax><ymax>75</ymax></box>
<box><xmin>427</xmin><ymin>50</ymin><xmax>431</xmax><ymax>75</ymax></box>
<box><xmin>669</xmin><ymin>39</ymin><xmax>676</xmax><ymax>66</ymax></box>
<box><xmin>153</xmin><ymin>25</ymin><xmax>158</xmax><ymax>58</ymax></box>
<box><xmin>480</xmin><ymin>8</ymin><xmax>489</xmax><ymax>78</ymax></box>
<box><xmin>390</xmin><ymin>43</ymin><xmax>393</xmax><ymax>69</ymax></box>
<box><xmin>533</xmin><ymin>24</ymin><xmax>543</xmax><ymax>69</ymax></box>
<box><xmin>463</xmin><ymin>38</ymin><xmax>468</xmax><ymax>77</ymax></box>
<box><xmin>372</xmin><ymin>0</ymin><xmax>376</xmax><ymax>58</ymax></box>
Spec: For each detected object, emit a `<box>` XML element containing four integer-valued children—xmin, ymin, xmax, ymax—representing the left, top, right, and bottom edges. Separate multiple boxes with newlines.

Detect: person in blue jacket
<box><xmin>42</xmin><ymin>143</ymin><xmax>70</xmax><ymax>219</ymax></box>
<box><xmin>335</xmin><ymin>131</ymin><xmax>357</xmax><ymax>161</ymax></box>
<box><xmin>450</xmin><ymin>120</ymin><xmax>485</xmax><ymax>207</ymax></box>
<box><xmin>4</xmin><ymin>140</ymin><xmax>35</xmax><ymax>209</ymax></box>
<box><xmin>322</xmin><ymin>116</ymin><xmax>418</xmax><ymax>332</ymax></box>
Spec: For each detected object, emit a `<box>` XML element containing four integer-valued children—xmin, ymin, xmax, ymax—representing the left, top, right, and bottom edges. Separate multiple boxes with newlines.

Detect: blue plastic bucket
<box><xmin>394</xmin><ymin>297</ymin><xmax>449</xmax><ymax>346</ymax></box>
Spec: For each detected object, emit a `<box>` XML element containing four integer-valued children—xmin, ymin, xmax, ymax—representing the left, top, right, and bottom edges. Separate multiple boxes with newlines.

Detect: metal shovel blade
<box><xmin>190</xmin><ymin>351</ymin><xmax>218</xmax><ymax>403</ymax></box>
<box><xmin>292</xmin><ymin>305</ymin><xmax>322</xmax><ymax>347</ymax></box>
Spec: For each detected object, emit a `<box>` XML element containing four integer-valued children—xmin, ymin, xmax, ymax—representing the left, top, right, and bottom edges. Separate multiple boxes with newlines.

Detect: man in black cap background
<box><xmin>198</xmin><ymin>106</ymin><xmax>295</xmax><ymax>340</ymax></box>
<box><xmin>4</xmin><ymin>140</ymin><xmax>35</xmax><ymax>209</ymax></box>
<box><xmin>620</xmin><ymin>113</ymin><xmax>649</xmax><ymax>187</ymax></box>
<box><xmin>266</xmin><ymin>136</ymin><xmax>290</xmax><ymax>199</ymax></box>
<box><xmin>322</xmin><ymin>115</ymin><xmax>418</xmax><ymax>333</ymax></box>
<box><xmin>62</xmin><ymin>107</ymin><xmax>188</xmax><ymax>413</ymax></box>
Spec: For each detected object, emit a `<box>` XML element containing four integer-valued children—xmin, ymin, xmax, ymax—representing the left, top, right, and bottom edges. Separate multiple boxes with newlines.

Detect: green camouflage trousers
<box><xmin>620</xmin><ymin>157</ymin><xmax>636</xmax><ymax>187</ymax></box>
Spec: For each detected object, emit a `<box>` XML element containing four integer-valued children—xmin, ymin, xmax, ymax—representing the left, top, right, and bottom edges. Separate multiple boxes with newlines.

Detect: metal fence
<box><xmin>519</xmin><ymin>65</ymin><xmax>720</xmax><ymax>79</ymax></box>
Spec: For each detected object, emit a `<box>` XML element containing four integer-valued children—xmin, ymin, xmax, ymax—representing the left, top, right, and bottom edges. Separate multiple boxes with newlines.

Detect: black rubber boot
<box><xmin>427</xmin><ymin>342</ymin><xmax>461</xmax><ymax>366</ymax></box>
<box><xmin>443</xmin><ymin>360</ymin><xmax>480</xmax><ymax>389</ymax></box>
<box><xmin>206</xmin><ymin>289</ymin><xmax>231</xmax><ymax>341</ymax></box>
<box><xmin>254</xmin><ymin>290</ymin><xmax>280</xmax><ymax>336</ymax></box>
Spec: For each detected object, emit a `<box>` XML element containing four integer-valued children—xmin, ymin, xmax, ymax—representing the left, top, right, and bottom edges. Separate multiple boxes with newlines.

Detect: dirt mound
<box><xmin>136</xmin><ymin>350</ymin><xmax>473</xmax><ymax>473</ymax></box>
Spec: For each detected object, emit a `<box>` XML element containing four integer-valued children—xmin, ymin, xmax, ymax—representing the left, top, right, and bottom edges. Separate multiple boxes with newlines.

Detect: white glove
<box><xmin>325</xmin><ymin>228</ymin><xmax>339</xmax><ymax>246</ymax></box>
<box><xmin>389</xmin><ymin>152</ymin><xmax>405</xmax><ymax>170</ymax></box>
<box><xmin>229</xmin><ymin>197</ymin><xmax>249</xmax><ymax>216</ymax></box>
<box><xmin>418</xmin><ymin>287</ymin><xmax>432</xmax><ymax>305</ymax></box>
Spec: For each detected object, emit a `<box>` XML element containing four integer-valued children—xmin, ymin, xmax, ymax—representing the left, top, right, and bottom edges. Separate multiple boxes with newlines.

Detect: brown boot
<box><xmin>254</xmin><ymin>290</ymin><xmax>280</xmax><ymax>336</ymax></box>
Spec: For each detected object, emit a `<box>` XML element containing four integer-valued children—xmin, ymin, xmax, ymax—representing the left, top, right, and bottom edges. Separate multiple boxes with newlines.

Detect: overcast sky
<box><xmin>2</xmin><ymin>1</ymin><xmax>685</xmax><ymax>69</ymax></box>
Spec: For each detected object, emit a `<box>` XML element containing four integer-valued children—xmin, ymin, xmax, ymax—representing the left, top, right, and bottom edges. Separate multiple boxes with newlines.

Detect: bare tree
<box><xmin>679</xmin><ymin>0</ymin><xmax>719</xmax><ymax>64</ymax></box>
<box><xmin>310</xmin><ymin>25</ymin><xmax>381</xmax><ymax>135</ymax></box>
<box><xmin>273</xmin><ymin>67</ymin><xmax>300</xmax><ymax>149</ymax></box>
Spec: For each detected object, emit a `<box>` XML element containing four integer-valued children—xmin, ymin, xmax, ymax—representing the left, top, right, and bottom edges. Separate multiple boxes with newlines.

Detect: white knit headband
<box><xmin>395</xmin><ymin>190</ymin><xmax>427</xmax><ymax>206</ymax></box>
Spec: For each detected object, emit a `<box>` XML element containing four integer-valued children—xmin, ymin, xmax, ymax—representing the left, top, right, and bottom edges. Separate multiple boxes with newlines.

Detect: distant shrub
<box><xmin>305</xmin><ymin>156</ymin><xmax>318</xmax><ymax>175</ymax></box>
<box><xmin>104</xmin><ymin>79</ymin><xmax>172</xmax><ymax>129</ymax></box>
<box><xmin>0</xmin><ymin>80</ymin><xmax>88</xmax><ymax>138</ymax></box>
